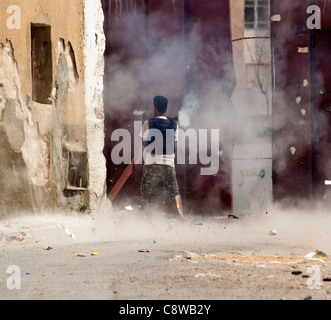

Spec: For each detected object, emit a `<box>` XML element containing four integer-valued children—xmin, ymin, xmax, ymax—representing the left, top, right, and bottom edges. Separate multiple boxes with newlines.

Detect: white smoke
<box><xmin>178</xmin><ymin>92</ymin><xmax>200</xmax><ymax>129</ymax></box>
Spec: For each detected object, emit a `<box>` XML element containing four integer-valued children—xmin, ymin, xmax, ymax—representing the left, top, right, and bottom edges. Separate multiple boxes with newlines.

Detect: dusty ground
<box><xmin>0</xmin><ymin>204</ymin><xmax>331</xmax><ymax>301</ymax></box>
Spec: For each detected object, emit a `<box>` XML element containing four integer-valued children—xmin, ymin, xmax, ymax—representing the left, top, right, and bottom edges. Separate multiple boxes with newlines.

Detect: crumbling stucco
<box><xmin>0</xmin><ymin>0</ymin><xmax>108</xmax><ymax>215</ymax></box>
<box><xmin>84</xmin><ymin>0</ymin><xmax>108</xmax><ymax>211</ymax></box>
<box><xmin>0</xmin><ymin>41</ymin><xmax>32</xmax><ymax>213</ymax></box>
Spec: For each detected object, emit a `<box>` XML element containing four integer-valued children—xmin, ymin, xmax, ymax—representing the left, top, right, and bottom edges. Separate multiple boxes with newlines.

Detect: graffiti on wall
<box><xmin>238</xmin><ymin>167</ymin><xmax>266</xmax><ymax>187</ymax></box>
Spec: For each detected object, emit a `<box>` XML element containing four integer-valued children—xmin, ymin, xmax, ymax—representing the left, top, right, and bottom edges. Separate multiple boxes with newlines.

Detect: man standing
<box><xmin>140</xmin><ymin>96</ymin><xmax>184</xmax><ymax>218</ymax></box>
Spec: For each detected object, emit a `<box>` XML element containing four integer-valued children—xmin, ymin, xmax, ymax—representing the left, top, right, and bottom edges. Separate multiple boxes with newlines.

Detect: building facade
<box><xmin>1</xmin><ymin>0</ymin><xmax>329</xmax><ymax>217</ymax></box>
<box><xmin>0</xmin><ymin>0</ymin><xmax>107</xmax><ymax>214</ymax></box>
<box><xmin>271</xmin><ymin>0</ymin><xmax>331</xmax><ymax>206</ymax></box>
<box><xmin>230</xmin><ymin>0</ymin><xmax>273</xmax><ymax>214</ymax></box>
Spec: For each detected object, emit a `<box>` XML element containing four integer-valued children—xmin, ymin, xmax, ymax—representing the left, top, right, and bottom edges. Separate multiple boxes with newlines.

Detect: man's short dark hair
<box><xmin>153</xmin><ymin>96</ymin><xmax>168</xmax><ymax>113</ymax></box>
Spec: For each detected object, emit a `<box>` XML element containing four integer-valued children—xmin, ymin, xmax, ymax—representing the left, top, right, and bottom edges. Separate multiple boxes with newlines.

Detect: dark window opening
<box><xmin>66</xmin><ymin>150</ymin><xmax>88</xmax><ymax>191</ymax></box>
<box><xmin>245</xmin><ymin>0</ymin><xmax>269</xmax><ymax>30</ymax></box>
<box><xmin>245</xmin><ymin>7</ymin><xmax>255</xmax><ymax>29</ymax></box>
<box><xmin>31</xmin><ymin>24</ymin><xmax>53</xmax><ymax>104</ymax></box>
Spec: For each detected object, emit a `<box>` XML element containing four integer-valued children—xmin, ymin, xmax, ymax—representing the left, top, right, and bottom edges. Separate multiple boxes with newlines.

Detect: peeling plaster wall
<box><xmin>83</xmin><ymin>0</ymin><xmax>108</xmax><ymax>211</ymax></box>
<box><xmin>0</xmin><ymin>42</ymin><xmax>32</xmax><ymax>213</ymax></box>
<box><xmin>0</xmin><ymin>0</ymin><xmax>107</xmax><ymax>215</ymax></box>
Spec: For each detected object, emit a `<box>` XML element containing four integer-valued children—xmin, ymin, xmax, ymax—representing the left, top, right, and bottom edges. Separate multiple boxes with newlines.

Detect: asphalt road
<box><xmin>0</xmin><ymin>207</ymin><xmax>331</xmax><ymax>301</ymax></box>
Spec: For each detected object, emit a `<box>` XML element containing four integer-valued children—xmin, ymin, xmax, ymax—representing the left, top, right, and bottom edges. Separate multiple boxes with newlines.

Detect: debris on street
<box><xmin>171</xmin><ymin>252</ymin><xmax>330</xmax><ymax>269</ymax></box>
<box><xmin>228</xmin><ymin>214</ymin><xmax>239</xmax><ymax>220</ymax></box>
<box><xmin>304</xmin><ymin>250</ymin><xmax>328</xmax><ymax>262</ymax></box>
<box><xmin>62</xmin><ymin>225</ymin><xmax>76</xmax><ymax>239</ymax></box>
<box><xmin>316</xmin><ymin>250</ymin><xmax>328</xmax><ymax>259</ymax></box>
<box><xmin>76</xmin><ymin>253</ymin><xmax>87</xmax><ymax>257</ymax></box>
<box><xmin>5</xmin><ymin>231</ymin><xmax>27</xmax><ymax>242</ymax></box>
<box><xmin>195</xmin><ymin>272</ymin><xmax>223</xmax><ymax>280</ymax></box>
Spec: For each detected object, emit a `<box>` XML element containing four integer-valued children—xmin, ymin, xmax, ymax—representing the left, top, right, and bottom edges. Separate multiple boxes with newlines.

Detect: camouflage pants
<box><xmin>141</xmin><ymin>164</ymin><xmax>180</xmax><ymax>205</ymax></box>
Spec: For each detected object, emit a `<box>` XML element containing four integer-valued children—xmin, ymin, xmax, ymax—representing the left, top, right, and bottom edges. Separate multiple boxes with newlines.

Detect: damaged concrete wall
<box><xmin>230</xmin><ymin>0</ymin><xmax>273</xmax><ymax>215</ymax></box>
<box><xmin>83</xmin><ymin>0</ymin><xmax>108</xmax><ymax>212</ymax></box>
<box><xmin>0</xmin><ymin>0</ymin><xmax>107</xmax><ymax>215</ymax></box>
<box><xmin>0</xmin><ymin>42</ymin><xmax>32</xmax><ymax>213</ymax></box>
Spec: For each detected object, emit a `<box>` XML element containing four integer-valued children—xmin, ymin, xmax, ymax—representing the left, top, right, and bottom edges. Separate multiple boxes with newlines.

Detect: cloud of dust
<box><xmin>3</xmin><ymin>201</ymin><xmax>330</xmax><ymax>257</ymax></box>
<box><xmin>2</xmin><ymin>0</ymin><xmax>330</xmax><ymax>248</ymax></box>
<box><xmin>103</xmin><ymin>2</ymin><xmax>240</xmax><ymax>213</ymax></box>
<box><xmin>88</xmin><ymin>201</ymin><xmax>331</xmax><ymax>255</ymax></box>
<box><xmin>103</xmin><ymin>2</ymin><xmax>235</xmax><ymax>129</ymax></box>
<box><xmin>102</xmin><ymin>0</ymin><xmax>331</xmax><ymax>218</ymax></box>
<box><xmin>177</xmin><ymin>92</ymin><xmax>200</xmax><ymax>129</ymax></box>
<box><xmin>0</xmin><ymin>193</ymin><xmax>330</xmax><ymax>259</ymax></box>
